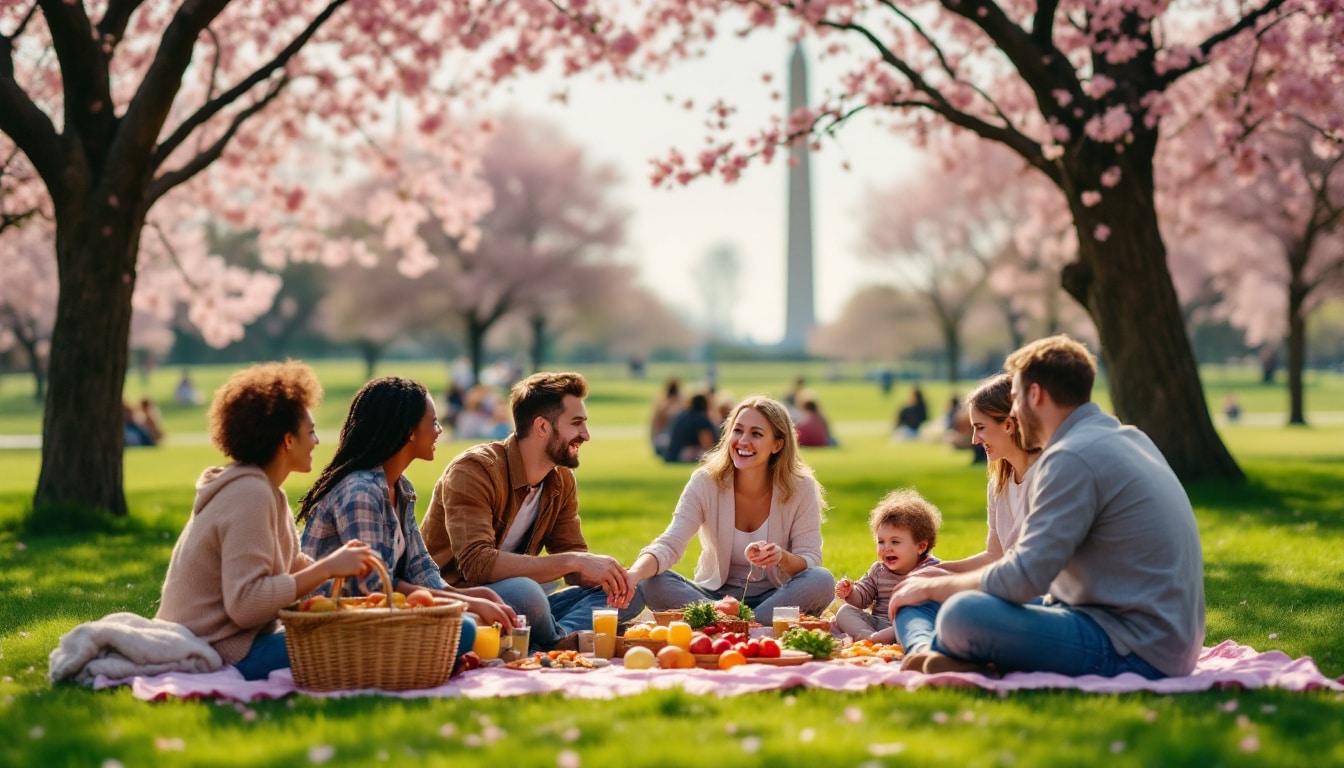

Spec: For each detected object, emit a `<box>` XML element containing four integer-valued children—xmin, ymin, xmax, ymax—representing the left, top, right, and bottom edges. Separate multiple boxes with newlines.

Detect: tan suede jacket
<box><xmin>421</xmin><ymin>435</ymin><xmax>588</xmax><ymax>586</ymax></box>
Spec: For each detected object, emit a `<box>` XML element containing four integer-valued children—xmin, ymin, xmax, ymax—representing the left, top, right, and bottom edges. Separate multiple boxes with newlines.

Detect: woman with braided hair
<box><xmin>298</xmin><ymin>377</ymin><xmax>517</xmax><ymax>661</ymax></box>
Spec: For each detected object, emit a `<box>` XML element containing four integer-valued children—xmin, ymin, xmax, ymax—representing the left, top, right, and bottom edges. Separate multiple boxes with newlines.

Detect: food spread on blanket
<box><xmin>778</xmin><ymin>627</ymin><xmax>837</xmax><ymax>659</ymax></box>
<box><xmin>504</xmin><ymin>650</ymin><xmax>610</xmax><ymax>671</ymax></box>
<box><xmin>680</xmin><ymin>596</ymin><xmax>756</xmax><ymax>633</ymax></box>
<box><xmin>296</xmin><ymin>588</ymin><xmax>439</xmax><ymax>612</ymax></box>
<box><xmin>837</xmin><ymin>639</ymin><xmax>904</xmax><ymax>663</ymax></box>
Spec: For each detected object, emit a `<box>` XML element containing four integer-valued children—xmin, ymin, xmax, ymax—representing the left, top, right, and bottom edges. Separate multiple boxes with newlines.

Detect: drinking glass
<box><xmin>592</xmin><ymin>609</ymin><xmax>619</xmax><ymax>638</ymax></box>
<box><xmin>473</xmin><ymin>624</ymin><xmax>500</xmax><ymax>659</ymax></box>
<box><xmin>773</xmin><ymin>606</ymin><xmax>801</xmax><ymax>637</ymax></box>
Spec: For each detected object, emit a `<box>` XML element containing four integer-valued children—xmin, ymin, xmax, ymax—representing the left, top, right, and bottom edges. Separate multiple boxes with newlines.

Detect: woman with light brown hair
<box><xmin>629</xmin><ymin>395</ymin><xmax>835</xmax><ymax>617</ymax></box>
<box><xmin>894</xmin><ymin>373</ymin><xmax>1041</xmax><ymax>657</ymax></box>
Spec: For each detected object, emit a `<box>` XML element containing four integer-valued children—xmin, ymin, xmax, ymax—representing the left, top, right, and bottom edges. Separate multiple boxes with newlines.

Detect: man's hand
<box><xmin>887</xmin><ymin>570</ymin><xmax>982</xmax><ymax>621</ymax></box>
<box><xmin>461</xmin><ymin>595</ymin><xmax>518</xmax><ymax>631</ymax></box>
<box><xmin>570</xmin><ymin>552</ymin><xmax>635</xmax><ymax>606</ymax></box>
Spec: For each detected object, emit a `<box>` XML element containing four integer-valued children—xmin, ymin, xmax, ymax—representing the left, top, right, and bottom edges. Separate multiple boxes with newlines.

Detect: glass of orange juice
<box><xmin>473</xmin><ymin>623</ymin><xmax>501</xmax><ymax>659</ymax></box>
<box><xmin>667</xmin><ymin>620</ymin><xmax>692</xmax><ymax>650</ymax></box>
<box><xmin>593</xmin><ymin>609</ymin><xmax>619</xmax><ymax>639</ymax></box>
<box><xmin>773</xmin><ymin>606</ymin><xmax>800</xmax><ymax>637</ymax></box>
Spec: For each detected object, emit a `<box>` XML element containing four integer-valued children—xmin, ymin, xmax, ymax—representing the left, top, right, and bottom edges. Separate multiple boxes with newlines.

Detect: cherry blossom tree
<box><xmin>809</xmin><ymin>284</ymin><xmax>939</xmax><ymax>362</ymax></box>
<box><xmin>0</xmin><ymin>1</ymin><xmax>641</xmax><ymax>515</ymax></box>
<box><xmin>628</xmin><ymin>0</ymin><xmax>1342</xmax><ymax>480</ymax></box>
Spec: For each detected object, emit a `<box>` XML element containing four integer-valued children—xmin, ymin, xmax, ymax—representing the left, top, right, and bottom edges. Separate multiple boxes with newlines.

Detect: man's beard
<box><xmin>547</xmin><ymin>430</ymin><xmax>581</xmax><ymax>468</ymax></box>
<box><xmin>1017</xmin><ymin>401</ymin><xmax>1045</xmax><ymax>452</ymax></box>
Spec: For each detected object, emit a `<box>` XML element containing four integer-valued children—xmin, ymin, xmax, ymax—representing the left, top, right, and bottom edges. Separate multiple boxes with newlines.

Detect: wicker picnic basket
<box><xmin>279</xmin><ymin>558</ymin><xmax>465</xmax><ymax>692</ymax></box>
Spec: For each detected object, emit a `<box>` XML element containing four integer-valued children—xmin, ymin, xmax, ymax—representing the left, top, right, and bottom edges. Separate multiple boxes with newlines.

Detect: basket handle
<box><xmin>326</xmin><ymin>554</ymin><xmax>395</xmax><ymax>611</ymax></box>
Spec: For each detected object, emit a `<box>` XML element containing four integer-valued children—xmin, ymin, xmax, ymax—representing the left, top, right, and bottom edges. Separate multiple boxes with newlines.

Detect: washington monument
<box><xmin>781</xmin><ymin>42</ymin><xmax>816</xmax><ymax>353</ymax></box>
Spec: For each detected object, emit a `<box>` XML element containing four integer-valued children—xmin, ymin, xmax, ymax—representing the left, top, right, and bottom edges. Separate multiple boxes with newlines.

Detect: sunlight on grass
<box><xmin>2</xmin><ymin>361</ymin><xmax>1343</xmax><ymax>766</ymax></box>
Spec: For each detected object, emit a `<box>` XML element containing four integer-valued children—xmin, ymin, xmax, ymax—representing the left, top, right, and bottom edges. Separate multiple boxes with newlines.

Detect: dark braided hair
<box><xmin>297</xmin><ymin>376</ymin><xmax>431</xmax><ymax>525</ymax></box>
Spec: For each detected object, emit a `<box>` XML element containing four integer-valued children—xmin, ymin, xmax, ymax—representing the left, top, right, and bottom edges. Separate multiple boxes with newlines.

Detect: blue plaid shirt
<box><xmin>300</xmin><ymin>468</ymin><xmax>448</xmax><ymax>595</ymax></box>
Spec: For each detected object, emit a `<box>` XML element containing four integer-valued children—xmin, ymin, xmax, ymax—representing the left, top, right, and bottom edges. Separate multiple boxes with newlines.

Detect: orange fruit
<box><xmin>649</xmin><ymin>625</ymin><xmax>670</xmax><ymax>642</ymax></box>
<box><xmin>657</xmin><ymin>645</ymin><xmax>685</xmax><ymax>670</ymax></box>
<box><xmin>718</xmin><ymin>650</ymin><xmax>747</xmax><ymax>670</ymax></box>
<box><xmin>405</xmin><ymin>589</ymin><xmax>435</xmax><ymax>608</ymax></box>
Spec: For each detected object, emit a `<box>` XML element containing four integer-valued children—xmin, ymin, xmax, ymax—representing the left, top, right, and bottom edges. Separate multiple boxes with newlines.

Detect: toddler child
<box><xmin>834</xmin><ymin>488</ymin><xmax>946</xmax><ymax>642</ymax></box>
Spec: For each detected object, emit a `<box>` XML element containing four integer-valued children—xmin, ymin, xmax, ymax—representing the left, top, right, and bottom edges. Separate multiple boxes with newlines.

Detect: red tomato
<box><xmin>743</xmin><ymin>640</ymin><xmax>761</xmax><ymax>658</ymax></box>
<box><xmin>711</xmin><ymin>638</ymin><xmax>733</xmax><ymax>655</ymax></box>
<box><xmin>702</xmin><ymin>623</ymin><xmax>721</xmax><ymax>636</ymax></box>
<box><xmin>758</xmin><ymin>638</ymin><xmax>782</xmax><ymax>658</ymax></box>
<box><xmin>689</xmin><ymin>635</ymin><xmax>714</xmax><ymax>655</ymax></box>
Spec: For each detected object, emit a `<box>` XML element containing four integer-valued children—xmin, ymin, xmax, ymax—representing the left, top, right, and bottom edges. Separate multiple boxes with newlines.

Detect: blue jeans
<box><xmin>927</xmin><ymin>591</ymin><xmax>1166</xmax><ymax>679</ymax></box>
<box><xmin>486</xmin><ymin>577</ymin><xmax>646</xmax><ymax>649</ymax></box>
<box><xmin>234</xmin><ymin>629</ymin><xmax>290</xmax><ymax>681</ymax></box>
<box><xmin>234</xmin><ymin>618</ymin><xmax>478</xmax><ymax>681</ymax></box>
<box><xmin>639</xmin><ymin>567</ymin><xmax>835</xmax><ymax>620</ymax></box>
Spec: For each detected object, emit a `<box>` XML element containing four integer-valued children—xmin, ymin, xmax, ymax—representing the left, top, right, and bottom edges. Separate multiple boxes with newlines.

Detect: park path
<box><xmin>3</xmin><ymin>413</ymin><xmax>1343</xmax><ymax>449</ymax></box>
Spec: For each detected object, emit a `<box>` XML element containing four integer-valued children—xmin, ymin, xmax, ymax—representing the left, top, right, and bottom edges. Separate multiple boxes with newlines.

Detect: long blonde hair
<box><xmin>701</xmin><ymin>395</ymin><xmax>824</xmax><ymax>509</ymax></box>
<box><xmin>966</xmin><ymin>374</ymin><xmax>1038</xmax><ymax>496</ymax></box>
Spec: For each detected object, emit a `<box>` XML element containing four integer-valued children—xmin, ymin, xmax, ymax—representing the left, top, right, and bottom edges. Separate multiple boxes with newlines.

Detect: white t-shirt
<box><xmin>501</xmin><ymin>483</ymin><xmax>543</xmax><ymax>554</ymax></box>
<box><xmin>986</xmin><ymin>461</ymin><xmax>1037</xmax><ymax>558</ymax></box>
<box><xmin>724</xmin><ymin>519</ymin><xmax>770</xmax><ymax>597</ymax></box>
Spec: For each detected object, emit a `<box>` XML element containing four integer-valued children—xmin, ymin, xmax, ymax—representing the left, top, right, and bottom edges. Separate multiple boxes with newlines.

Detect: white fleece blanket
<box><xmin>49</xmin><ymin>612</ymin><xmax>222</xmax><ymax>686</ymax></box>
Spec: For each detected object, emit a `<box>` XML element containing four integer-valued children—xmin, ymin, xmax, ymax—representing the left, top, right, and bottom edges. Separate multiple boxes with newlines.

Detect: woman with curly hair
<box><xmin>628</xmin><ymin>395</ymin><xmax>835</xmax><ymax>617</ymax></box>
<box><xmin>156</xmin><ymin>362</ymin><xmax>379</xmax><ymax>681</ymax></box>
<box><xmin>298</xmin><ymin>377</ymin><xmax>520</xmax><ymax>658</ymax></box>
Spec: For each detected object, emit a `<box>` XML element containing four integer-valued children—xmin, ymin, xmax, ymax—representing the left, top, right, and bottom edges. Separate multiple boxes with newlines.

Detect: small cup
<box><xmin>594</xmin><ymin>632</ymin><xmax>616</xmax><ymax>659</ymax></box>
<box><xmin>575</xmin><ymin>629</ymin><xmax>596</xmax><ymax>654</ymax></box>
<box><xmin>472</xmin><ymin>624</ymin><xmax>501</xmax><ymax>660</ymax></box>
<box><xmin>773</xmin><ymin>606</ymin><xmax>801</xmax><ymax>638</ymax></box>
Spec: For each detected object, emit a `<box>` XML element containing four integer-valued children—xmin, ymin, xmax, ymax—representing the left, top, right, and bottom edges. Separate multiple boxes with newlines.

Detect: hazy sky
<box><xmin>485</xmin><ymin>27</ymin><xmax>923</xmax><ymax>345</ymax></box>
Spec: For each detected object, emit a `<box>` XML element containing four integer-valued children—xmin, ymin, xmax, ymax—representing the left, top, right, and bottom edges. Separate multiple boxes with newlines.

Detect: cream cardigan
<box><xmin>639</xmin><ymin>468</ymin><xmax>825</xmax><ymax>590</ymax></box>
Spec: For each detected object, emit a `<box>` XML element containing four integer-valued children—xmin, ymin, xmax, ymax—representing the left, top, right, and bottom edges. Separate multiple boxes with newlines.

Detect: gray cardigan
<box><xmin>980</xmin><ymin>403</ymin><xmax>1206</xmax><ymax>676</ymax></box>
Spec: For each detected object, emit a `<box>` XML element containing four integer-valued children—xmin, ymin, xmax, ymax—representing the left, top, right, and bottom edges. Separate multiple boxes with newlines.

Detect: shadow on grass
<box><xmin>1187</xmin><ymin>461</ymin><xmax>1344</xmax><ymax>533</ymax></box>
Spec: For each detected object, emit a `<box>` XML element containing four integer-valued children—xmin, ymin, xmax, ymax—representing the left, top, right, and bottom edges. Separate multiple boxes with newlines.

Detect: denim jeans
<box><xmin>929</xmin><ymin>591</ymin><xmax>1166</xmax><ymax>679</ymax></box>
<box><xmin>234</xmin><ymin>629</ymin><xmax>290</xmax><ymax>681</ymax></box>
<box><xmin>894</xmin><ymin>600</ymin><xmax>941</xmax><ymax>654</ymax></box>
<box><xmin>639</xmin><ymin>567</ymin><xmax>835</xmax><ymax>620</ymax></box>
<box><xmin>486</xmin><ymin>576</ymin><xmax>646</xmax><ymax>649</ymax></box>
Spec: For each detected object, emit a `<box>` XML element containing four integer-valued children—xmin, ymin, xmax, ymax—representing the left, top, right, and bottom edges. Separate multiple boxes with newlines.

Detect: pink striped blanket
<box><xmin>96</xmin><ymin>640</ymin><xmax>1342</xmax><ymax>702</ymax></box>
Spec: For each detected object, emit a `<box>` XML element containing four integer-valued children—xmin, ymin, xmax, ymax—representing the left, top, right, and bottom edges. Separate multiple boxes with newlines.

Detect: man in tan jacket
<box><xmin>422</xmin><ymin>372</ymin><xmax>642</xmax><ymax>650</ymax></box>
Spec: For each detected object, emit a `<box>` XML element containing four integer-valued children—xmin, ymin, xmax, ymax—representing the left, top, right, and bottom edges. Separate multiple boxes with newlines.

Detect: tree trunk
<box><xmin>34</xmin><ymin>208</ymin><xmax>140</xmax><ymax>517</ymax></box>
<box><xmin>466</xmin><ymin>315</ymin><xmax>487</xmax><ymax>386</ymax></box>
<box><xmin>529</xmin><ymin>314</ymin><xmax>547</xmax><ymax>373</ymax></box>
<box><xmin>1286</xmin><ymin>276</ymin><xmax>1307</xmax><ymax>425</ymax></box>
<box><xmin>940</xmin><ymin>319</ymin><xmax>961</xmax><ymax>384</ymax></box>
<box><xmin>1061</xmin><ymin>169</ymin><xmax>1242</xmax><ymax>482</ymax></box>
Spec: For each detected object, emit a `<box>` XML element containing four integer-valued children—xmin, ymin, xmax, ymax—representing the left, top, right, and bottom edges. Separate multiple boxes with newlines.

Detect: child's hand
<box><xmin>835</xmin><ymin>577</ymin><xmax>852</xmax><ymax>599</ymax></box>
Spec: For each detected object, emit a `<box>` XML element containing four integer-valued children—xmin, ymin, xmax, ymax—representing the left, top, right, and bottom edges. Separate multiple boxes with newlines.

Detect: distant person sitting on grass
<box><xmin>298</xmin><ymin>377</ymin><xmax>524</xmax><ymax>665</ymax></box>
<box><xmin>156</xmin><ymin>362</ymin><xmax>381</xmax><ymax>681</ymax></box>
<box><xmin>893</xmin><ymin>386</ymin><xmax>927</xmax><ymax>440</ymax></box>
<box><xmin>833</xmin><ymin>488</ymin><xmax>947</xmax><ymax>643</ymax></box>
<box><xmin>795</xmin><ymin>397</ymin><xmax>836</xmax><ymax>447</ymax></box>
<box><xmin>890</xmin><ymin>336</ymin><xmax>1205</xmax><ymax>679</ymax></box>
<box><xmin>663</xmin><ymin>392</ymin><xmax>718</xmax><ymax>463</ymax></box>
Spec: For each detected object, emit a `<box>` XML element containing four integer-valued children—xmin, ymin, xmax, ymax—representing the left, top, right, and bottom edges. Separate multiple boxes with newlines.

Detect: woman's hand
<box><xmin>834</xmin><ymin>577</ymin><xmax>853</xmax><ymax>599</ymax></box>
<box><xmin>323</xmin><ymin>539</ymin><xmax>377</xmax><ymax>579</ymax></box>
<box><xmin>745</xmin><ymin>540</ymin><xmax>784</xmax><ymax>568</ymax></box>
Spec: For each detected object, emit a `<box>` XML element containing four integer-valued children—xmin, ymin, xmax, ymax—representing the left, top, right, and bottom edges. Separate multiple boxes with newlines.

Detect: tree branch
<box><xmin>0</xmin><ymin>37</ymin><xmax>65</xmax><ymax>191</ymax></box>
<box><xmin>147</xmin><ymin>75</ymin><xmax>288</xmax><ymax>204</ymax></box>
<box><xmin>1032</xmin><ymin>0</ymin><xmax>1060</xmax><ymax>45</ymax></box>
<box><xmin>37</xmin><ymin>0</ymin><xmax>115</xmax><ymax>154</ymax></box>
<box><xmin>1156</xmin><ymin>0</ymin><xmax>1289</xmax><ymax>87</ymax></box>
<box><xmin>151</xmin><ymin>0</ymin><xmax>347</xmax><ymax>168</ymax></box>
<box><xmin>96</xmin><ymin>0</ymin><xmax>147</xmax><ymax>49</ymax></box>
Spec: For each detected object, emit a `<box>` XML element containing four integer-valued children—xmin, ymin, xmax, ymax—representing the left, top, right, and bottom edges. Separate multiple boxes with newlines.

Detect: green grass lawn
<box><xmin>1</xmin><ymin>361</ymin><xmax>1343</xmax><ymax>767</ymax></box>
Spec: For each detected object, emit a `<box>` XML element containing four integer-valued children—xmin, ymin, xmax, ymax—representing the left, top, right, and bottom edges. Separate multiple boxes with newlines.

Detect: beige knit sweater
<box><xmin>156</xmin><ymin>464</ymin><xmax>313</xmax><ymax>665</ymax></box>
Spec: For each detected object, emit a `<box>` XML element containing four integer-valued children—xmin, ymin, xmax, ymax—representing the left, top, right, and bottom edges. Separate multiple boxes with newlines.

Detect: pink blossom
<box><xmin>1081</xmin><ymin>190</ymin><xmax>1102</xmax><ymax>207</ymax></box>
<box><xmin>1101</xmin><ymin>167</ymin><xmax>1122</xmax><ymax>187</ymax></box>
<box><xmin>1083</xmin><ymin>76</ymin><xmax>1116</xmax><ymax>99</ymax></box>
<box><xmin>1093</xmin><ymin>224</ymin><xmax>1112</xmax><ymax>242</ymax></box>
<box><xmin>1085</xmin><ymin>106</ymin><xmax>1133</xmax><ymax>143</ymax></box>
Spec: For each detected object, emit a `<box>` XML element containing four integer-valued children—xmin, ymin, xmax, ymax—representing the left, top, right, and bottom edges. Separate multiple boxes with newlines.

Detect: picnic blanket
<box><xmin>96</xmin><ymin>640</ymin><xmax>1342</xmax><ymax>702</ymax></box>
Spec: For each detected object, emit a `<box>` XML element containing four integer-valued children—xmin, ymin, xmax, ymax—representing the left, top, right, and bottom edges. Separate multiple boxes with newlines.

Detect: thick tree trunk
<box><xmin>1286</xmin><ymin>277</ymin><xmax>1307</xmax><ymax>425</ymax></box>
<box><xmin>466</xmin><ymin>316</ymin><xmax>487</xmax><ymax>386</ymax></box>
<box><xmin>940</xmin><ymin>319</ymin><xmax>961</xmax><ymax>384</ymax></box>
<box><xmin>1061</xmin><ymin>171</ymin><xmax>1242</xmax><ymax>482</ymax></box>
<box><xmin>34</xmin><ymin>208</ymin><xmax>140</xmax><ymax>516</ymax></box>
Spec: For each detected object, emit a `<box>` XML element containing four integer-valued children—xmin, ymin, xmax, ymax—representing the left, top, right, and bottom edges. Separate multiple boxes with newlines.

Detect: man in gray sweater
<box><xmin>892</xmin><ymin>335</ymin><xmax>1205</xmax><ymax>678</ymax></box>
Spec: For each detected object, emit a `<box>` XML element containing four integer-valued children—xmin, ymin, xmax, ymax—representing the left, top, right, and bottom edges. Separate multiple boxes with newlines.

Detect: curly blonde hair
<box><xmin>702</xmin><ymin>394</ymin><xmax>824</xmax><ymax>509</ymax></box>
<box><xmin>208</xmin><ymin>361</ymin><xmax>323</xmax><ymax>465</ymax></box>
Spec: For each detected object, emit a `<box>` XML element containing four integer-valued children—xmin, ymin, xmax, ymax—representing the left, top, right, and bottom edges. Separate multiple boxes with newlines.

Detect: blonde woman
<box><xmin>629</xmin><ymin>395</ymin><xmax>834</xmax><ymax>617</ymax></box>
